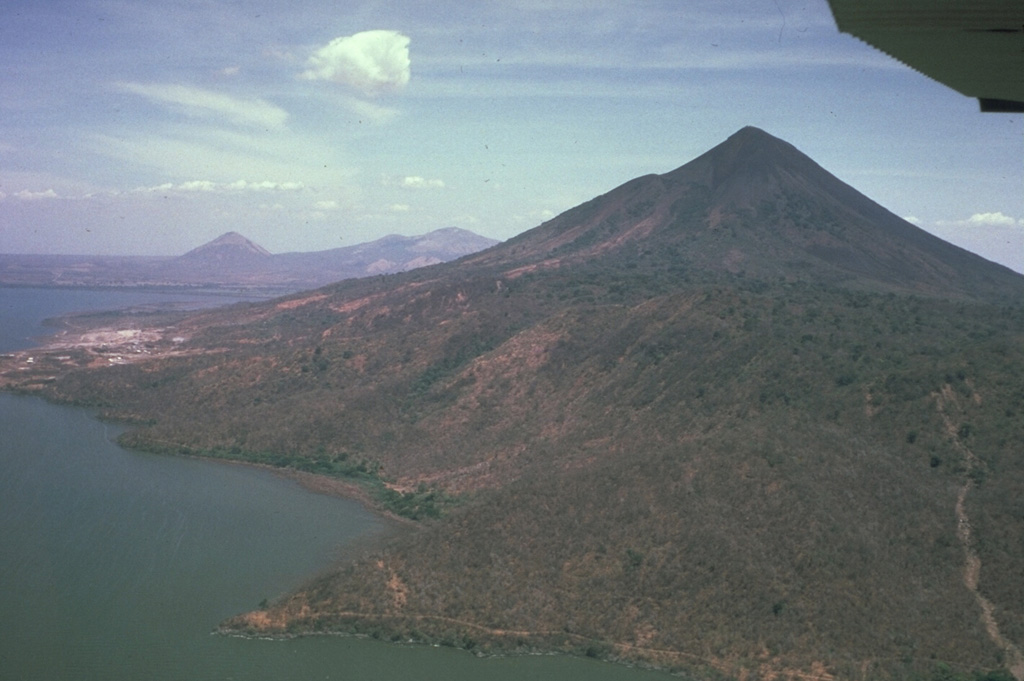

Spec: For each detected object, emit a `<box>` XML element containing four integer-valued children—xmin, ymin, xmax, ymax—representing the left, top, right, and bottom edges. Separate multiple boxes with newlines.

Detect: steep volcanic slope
<box><xmin>16</xmin><ymin>128</ymin><xmax>1024</xmax><ymax>680</ymax></box>
<box><xmin>472</xmin><ymin>127</ymin><xmax>1020</xmax><ymax>299</ymax></box>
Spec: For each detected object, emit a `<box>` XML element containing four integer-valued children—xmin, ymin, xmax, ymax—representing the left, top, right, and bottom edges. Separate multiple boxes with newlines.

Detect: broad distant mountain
<box><xmin>7</xmin><ymin>128</ymin><xmax>1024</xmax><ymax>681</ymax></box>
<box><xmin>0</xmin><ymin>227</ymin><xmax>499</xmax><ymax>292</ymax></box>
<box><xmin>266</xmin><ymin>227</ymin><xmax>499</xmax><ymax>285</ymax></box>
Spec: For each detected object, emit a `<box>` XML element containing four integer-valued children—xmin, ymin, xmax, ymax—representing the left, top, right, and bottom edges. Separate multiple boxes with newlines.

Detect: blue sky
<box><xmin>1</xmin><ymin>0</ymin><xmax>1021</xmax><ymax>272</ymax></box>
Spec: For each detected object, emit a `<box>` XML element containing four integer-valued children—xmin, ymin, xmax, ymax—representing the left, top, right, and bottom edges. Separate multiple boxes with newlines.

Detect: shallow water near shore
<box><xmin>0</xmin><ymin>287</ymin><xmax>673</xmax><ymax>680</ymax></box>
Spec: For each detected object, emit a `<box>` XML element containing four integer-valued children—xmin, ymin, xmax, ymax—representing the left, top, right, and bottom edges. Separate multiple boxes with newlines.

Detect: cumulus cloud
<box><xmin>117</xmin><ymin>82</ymin><xmax>288</xmax><ymax>129</ymax></box>
<box><xmin>400</xmin><ymin>176</ymin><xmax>445</xmax><ymax>189</ymax></box>
<box><xmin>388</xmin><ymin>203</ymin><xmax>410</xmax><ymax>212</ymax></box>
<box><xmin>301</xmin><ymin>30</ymin><xmax>411</xmax><ymax>96</ymax></box>
<box><xmin>314</xmin><ymin>200</ymin><xmax>339</xmax><ymax>210</ymax></box>
<box><xmin>902</xmin><ymin>215</ymin><xmax>922</xmax><ymax>225</ymax></box>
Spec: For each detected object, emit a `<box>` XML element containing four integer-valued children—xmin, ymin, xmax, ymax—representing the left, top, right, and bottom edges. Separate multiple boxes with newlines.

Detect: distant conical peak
<box><xmin>209</xmin><ymin>231</ymin><xmax>267</xmax><ymax>248</ymax></box>
<box><xmin>181</xmin><ymin>231</ymin><xmax>271</xmax><ymax>258</ymax></box>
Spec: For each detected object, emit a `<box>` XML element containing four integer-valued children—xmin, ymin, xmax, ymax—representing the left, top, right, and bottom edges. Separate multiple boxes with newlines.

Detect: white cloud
<box><xmin>388</xmin><ymin>203</ymin><xmax>410</xmax><ymax>212</ymax></box>
<box><xmin>117</xmin><ymin>82</ymin><xmax>288</xmax><ymax>130</ymax></box>
<box><xmin>925</xmin><ymin>213</ymin><xmax>1024</xmax><ymax>274</ymax></box>
<box><xmin>936</xmin><ymin>212</ymin><xmax>1023</xmax><ymax>229</ymax></box>
<box><xmin>902</xmin><ymin>215</ymin><xmax>922</xmax><ymax>225</ymax></box>
<box><xmin>178</xmin><ymin>180</ymin><xmax>218</xmax><ymax>192</ymax></box>
<box><xmin>301</xmin><ymin>30</ymin><xmax>411</xmax><ymax>96</ymax></box>
<box><xmin>132</xmin><ymin>179</ymin><xmax>306</xmax><ymax>195</ymax></box>
<box><xmin>966</xmin><ymin>212</ymin><xmax>1020</xmax><ymax>227</ymax></box>
<box><xmin>314</xmin><ymin>200</ymin><xmax>339</xmax><ymax>210</ymax></box>
<box><xmin>400</xmin><ymin>176</ymin><xmax>445</xmax><ymax>189</ymax></box>
<box><xmin>249</xmin><ymin>180</ymin><xmax>305</xmax><ymax>191</ymax></box>
<box><xmin>14</xmin><ymin>188</ymin><xmax>59</xmax><ymax>200</ymax></box>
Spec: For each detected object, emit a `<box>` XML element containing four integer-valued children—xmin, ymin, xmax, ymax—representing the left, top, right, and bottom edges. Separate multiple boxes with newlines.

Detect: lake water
<box><xmin>0</xmin><ymin>286</ymin><xmax>265</xmax><ymax>352</ymax></box>
<box><xmin>0</xmin><ymin>287</ymin><xmax>671</xmax><ymax>681</ymax></box>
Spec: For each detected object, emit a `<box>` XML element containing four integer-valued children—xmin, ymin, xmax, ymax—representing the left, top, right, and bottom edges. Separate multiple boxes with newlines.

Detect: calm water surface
<box><xmin>0</xmin><ymin>286</ymin><xmax>263</xmax><ymax>352</ymax></box>
<box><xmin>0</xmin><ymin>288</ymin><xmax>672</xmax><ymax>680</ymax></box>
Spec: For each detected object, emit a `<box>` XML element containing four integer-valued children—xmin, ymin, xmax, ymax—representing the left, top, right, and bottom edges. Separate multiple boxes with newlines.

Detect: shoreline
<box><xmin>213</xmin><ymin>625</ymin><xmax>675</xmax><ymax>673</ymax></box>
<box><xmin>214</xmin><ymin>608</ymin><xmax>846</xmax><ymax>681</ymax></box>
<box><xmin>0</xmin><ymin>318</ymin><xmax>432</xmax><ymax>529</ymax></box>
<box><xmin>0</xmin><ymin>281</ymin><xmax>286</xmax><ymax>298</ymax></box>
<box><xmin>183</xmin><ymin>451</ymin><xmax>422</xmax><ymax>529</ymax></box>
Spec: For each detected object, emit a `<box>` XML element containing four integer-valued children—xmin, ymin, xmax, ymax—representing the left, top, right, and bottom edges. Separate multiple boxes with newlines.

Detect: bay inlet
<box><xmin>0</xmin><ymin>287</ymin><xmax>672</xmax><ymax>681</ymax></box>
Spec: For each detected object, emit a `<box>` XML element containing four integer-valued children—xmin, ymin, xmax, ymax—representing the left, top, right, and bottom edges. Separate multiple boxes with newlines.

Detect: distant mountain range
<box><xmin>0</xmin><ymin>227</ymin><xmax>499</xmax><ymax>293</ymax></box>
<box><xmin>7</xmin><ymin>127</ymin><xmax>1024</xmax><ymax>681</ymax></box>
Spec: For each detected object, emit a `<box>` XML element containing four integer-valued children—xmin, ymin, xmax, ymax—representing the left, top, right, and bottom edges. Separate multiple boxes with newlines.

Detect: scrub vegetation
<box><xmin>9</xmin><ymin>128</ymin><xmax>1024</xmax><ymax>681</ymax></box>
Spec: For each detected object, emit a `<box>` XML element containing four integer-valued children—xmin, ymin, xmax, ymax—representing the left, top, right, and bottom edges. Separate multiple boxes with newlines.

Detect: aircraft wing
<box><xmin>827</xmin><ymin>0</ymin><xmax>1024</xmax><ymax>112</ymax></box>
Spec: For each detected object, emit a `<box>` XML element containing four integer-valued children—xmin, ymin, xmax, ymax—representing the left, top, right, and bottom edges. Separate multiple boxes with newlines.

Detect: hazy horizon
<box><xmin>0</xmin><ymin>226</ymin><xmax>487</xmax><ymax>258</ymax></box>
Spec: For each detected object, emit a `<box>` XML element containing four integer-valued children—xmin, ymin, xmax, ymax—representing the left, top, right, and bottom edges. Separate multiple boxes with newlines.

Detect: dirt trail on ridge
<box><xmin>936</xmin><ymin>385</ymin><xmax>1024</xmax><ymax>681</ymax></box>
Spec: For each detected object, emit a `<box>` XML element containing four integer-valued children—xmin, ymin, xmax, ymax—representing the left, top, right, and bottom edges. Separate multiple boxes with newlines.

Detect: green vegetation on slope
<box><xmin>17</xmin><ymin>128</ymin><xmax>1024</xmax><ymax>680</ymax></box>
<box><xmin>37</xmin><ymin>259</ymin><xmax>1024</xmax><ymax>680</ymax></box>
